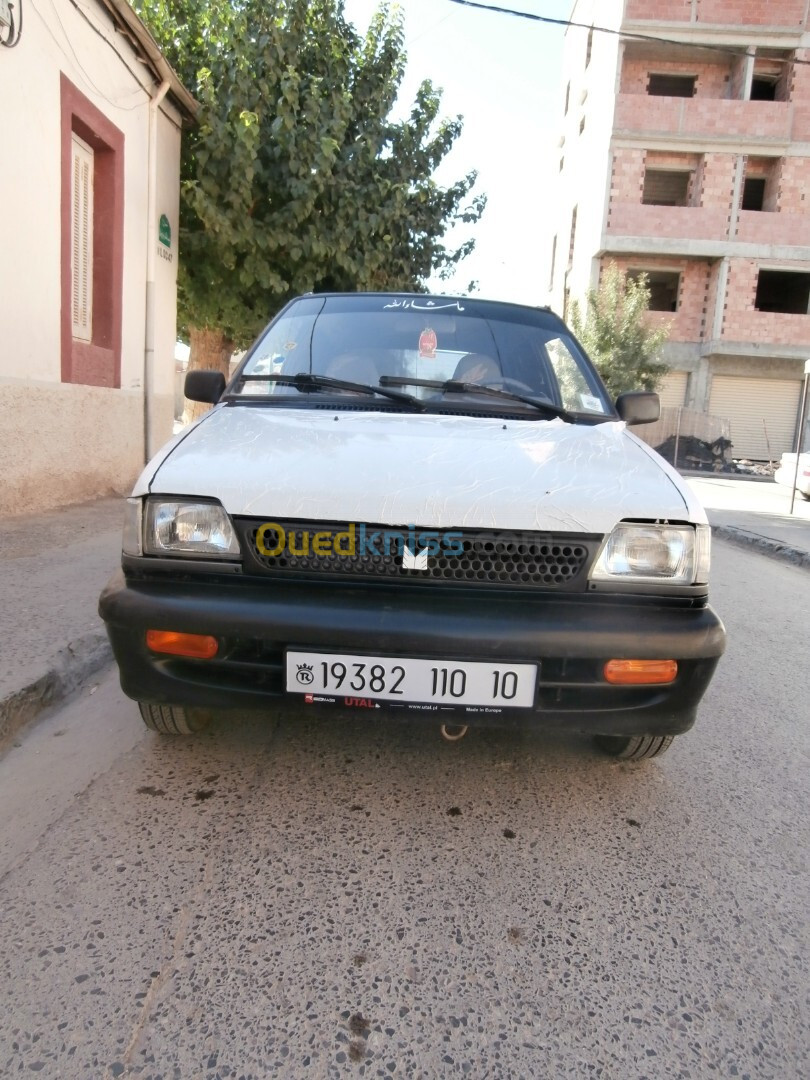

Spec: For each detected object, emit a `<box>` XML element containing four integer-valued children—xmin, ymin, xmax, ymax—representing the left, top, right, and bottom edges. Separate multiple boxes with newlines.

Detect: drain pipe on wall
<box><xmin>144</xmin><ymin>79</ymin><xmax>171</xmax><ymax>464</ymax></box>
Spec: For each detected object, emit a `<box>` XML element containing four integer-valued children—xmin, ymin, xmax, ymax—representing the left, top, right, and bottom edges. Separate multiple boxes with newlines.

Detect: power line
<box><xmin>446</xmin><ymin>0</ymin><xmax>810</xmax><ymax>66</ymax></box>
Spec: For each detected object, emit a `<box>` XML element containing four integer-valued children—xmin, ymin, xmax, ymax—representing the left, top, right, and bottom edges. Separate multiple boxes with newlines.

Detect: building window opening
<box><xmin>755</xmin><ymin>270</ymin><xmax>810</xmax><ymax>314</ymax></box>
<box><xmin>750</xmin><ymin>53</ymin><xmax>791</xmax><ymax>102</ymax></box>
<box><xmin>585</xmin><ymin>28</ymin><xmax>593</xmax><ymax>68</ymax></box>
<box><xmin>642</xmin><ymin>169</ymin><xmax>691</xmax><ymax>207</ymax></box>
<box><xmin>647</xmin><ymin>74</ymin><xmax>696</xmax><ymax>97</ymax></box>
<box><xmin>549</xmin><ymin>235</ymin><xmax>557</xmax><ymax>290</ymax></box>
<box><xmin>750</xmin><ymin>77</ymin><xmax>777</xmax><ymax>101</ymax></box>
<box><xmin>579</xmin><ymin>116</ymin><xmax>585</xmax><ymax>135</ymax></box>
<box><xmin>741</xmin><ymin>176</ymin><xmax>767</xmax><ymax>211</ymax></box>
<box><xmin>629</xmin><ymin>269</ymin><xmax>680</xmax><ymax>312</ymax></box>
<box><xmin>564</xmin><ymin>81</ymin><xmax>570</xmax><ymax>114</ymax></box>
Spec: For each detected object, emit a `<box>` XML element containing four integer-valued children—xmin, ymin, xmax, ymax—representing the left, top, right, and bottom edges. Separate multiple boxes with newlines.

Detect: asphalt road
<box><xmin>0</xmin><ymin>540</ymin><xmax>808</xmax><ymax>1079</ymax></box>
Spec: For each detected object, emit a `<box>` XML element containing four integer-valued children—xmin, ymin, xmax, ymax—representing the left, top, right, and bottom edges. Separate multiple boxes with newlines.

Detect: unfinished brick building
<box><xmin>547</xmin><ymin>0</ymin><xmax>810</xmax><ymax>459</ymax></box>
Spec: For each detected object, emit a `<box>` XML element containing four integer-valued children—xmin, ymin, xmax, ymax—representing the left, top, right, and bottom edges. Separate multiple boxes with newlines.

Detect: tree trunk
<box><xmin>183</xmin><ymin>326</ymin><xmax>234</xmax><ymax>425</ymax></box>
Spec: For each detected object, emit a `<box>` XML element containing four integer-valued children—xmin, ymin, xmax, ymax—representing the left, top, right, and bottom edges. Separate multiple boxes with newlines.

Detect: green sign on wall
<box><xmin>159</xmin><ymin>214</ymin><xmax>171</xmax><ymax>247</ymax></box>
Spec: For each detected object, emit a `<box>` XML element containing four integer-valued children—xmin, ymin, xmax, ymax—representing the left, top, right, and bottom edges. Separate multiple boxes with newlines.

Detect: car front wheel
<box><xmin>595</xmin><ymin>734</ymin><xmax>674</xmax><ymax>761</ymax></box>
<box><xmin>138</xmin><ymin>702</ymin><xmax>208</xmax><ymax>736</ymax></box>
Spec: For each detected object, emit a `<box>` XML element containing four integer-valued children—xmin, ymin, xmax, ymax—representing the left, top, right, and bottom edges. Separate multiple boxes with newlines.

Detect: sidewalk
<box><xmin>0</xmin><ymin>481</ymin><xmax>808</xmax><ymax>753</ymax></box>
<box><xmin>0</xmin><ymin>498</ymin><xmax>123</xmax><ymax>753</ymax></box>
<box><xmin>686</xmin><ymin>475</ymin><xmax>810</xmax><ymax>569</ymax></box>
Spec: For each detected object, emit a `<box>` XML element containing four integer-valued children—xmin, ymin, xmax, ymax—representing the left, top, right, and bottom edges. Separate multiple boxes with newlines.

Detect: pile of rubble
<box><xmin>654</xmin><ymin>434</ymin><xmax>778</xmax><ymax>475</ymax></box>
<box><xmin>654</xmin><ymin>434</ymin><xmax>734</xmax><ymax>472</ymax></box>
<box><xmin>732</xmin><ymin>459</ymin><xmax>777</xmax><ymax>477</ymax></box>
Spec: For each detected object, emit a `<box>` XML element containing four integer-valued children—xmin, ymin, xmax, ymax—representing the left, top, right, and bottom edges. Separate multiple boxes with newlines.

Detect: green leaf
<box><xmin>132</xmin><ymin>0</ymin><xmax>486</xmax><ymax>348</ymax></box>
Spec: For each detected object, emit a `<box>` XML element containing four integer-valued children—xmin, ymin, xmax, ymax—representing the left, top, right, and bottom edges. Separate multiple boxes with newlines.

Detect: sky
<box><xmin>342</xmin><ymin>0</ymin><xmax>574</xmax><ymax>305</ymax></box>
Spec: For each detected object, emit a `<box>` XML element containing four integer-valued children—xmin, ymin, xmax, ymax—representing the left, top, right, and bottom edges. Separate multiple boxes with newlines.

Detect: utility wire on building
<box><xmin>446</xmin><ymin>0</ymin><xmax>810</xmax><ymax>66</ymax></box>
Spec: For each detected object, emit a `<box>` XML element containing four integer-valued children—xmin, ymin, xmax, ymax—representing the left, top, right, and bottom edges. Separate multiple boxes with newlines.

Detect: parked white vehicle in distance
<box><xmin>774</xmin><ymin>452</ymin><xmax>810</xmax><ymax>499</ymax></box>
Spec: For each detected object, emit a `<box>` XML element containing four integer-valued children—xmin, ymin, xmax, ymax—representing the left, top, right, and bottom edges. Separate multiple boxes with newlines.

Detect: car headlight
<box><xmin>590</xmin><ymin>523</ymin><xmax>710</xmax><ymax>586</ymax></box>
<box><xmin>142</xmin><ymin>499</ymin><xmax>241</xmax><ymax>559</ymax></box>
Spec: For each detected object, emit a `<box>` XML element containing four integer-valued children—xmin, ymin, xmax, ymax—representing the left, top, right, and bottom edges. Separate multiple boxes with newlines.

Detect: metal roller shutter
<box><xmin>708</xmin><ymin>375</ymin><xmax>800</xmax><ymax>460</ymax></box>
<box><xmin>657</xmin><ymin>371</ymin><xmax>688</xmax><ymax>409</ymax></box>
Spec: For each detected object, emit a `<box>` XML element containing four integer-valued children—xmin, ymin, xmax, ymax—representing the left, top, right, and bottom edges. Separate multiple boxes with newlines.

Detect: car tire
<box><xmin>137</xmin><ymin>702</ymin><xmax>208</xmax><ymax>736</ymax></box>
<box><xmin>595</xmin><ymin>734</ymin><xmax>674</xmax><ymax>760</ymax></box>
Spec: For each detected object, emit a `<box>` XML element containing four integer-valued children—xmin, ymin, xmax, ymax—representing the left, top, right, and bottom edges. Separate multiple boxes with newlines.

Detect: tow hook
<box><xmin>440</xmin><ymin>723</ymin><xmax>468</xmax><ymax>742</ymax></box>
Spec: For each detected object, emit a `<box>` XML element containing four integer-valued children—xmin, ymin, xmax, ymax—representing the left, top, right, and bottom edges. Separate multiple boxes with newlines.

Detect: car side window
<box><xmin>546</xmin><ymin>338</ymin><xmax>606</xmax><ymax>414</ymax></box>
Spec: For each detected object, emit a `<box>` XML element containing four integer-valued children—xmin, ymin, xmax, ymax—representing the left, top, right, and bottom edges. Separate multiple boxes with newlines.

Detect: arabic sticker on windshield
<box><xmin>580</xmin><ymin>393</ymin><xmax>605</xmax><ymax>412</ymax></box>
<box><xmin>419</xmin><ymin>329</ymin><xmax>437</xmax><ymax>359</ymax></box>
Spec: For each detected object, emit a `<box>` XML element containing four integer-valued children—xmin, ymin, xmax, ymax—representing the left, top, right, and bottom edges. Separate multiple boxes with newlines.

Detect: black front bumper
<box><xmin>99</xmin><ymin>570</ymin><xmax>726</xmax><ymax>735</ymax></box>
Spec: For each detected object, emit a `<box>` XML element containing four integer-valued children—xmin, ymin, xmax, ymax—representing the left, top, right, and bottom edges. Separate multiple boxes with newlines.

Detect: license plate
<box><xmin>285</xmin><ymin>651</ymin><xmax>537</xmax><ymax>710</ymax></box>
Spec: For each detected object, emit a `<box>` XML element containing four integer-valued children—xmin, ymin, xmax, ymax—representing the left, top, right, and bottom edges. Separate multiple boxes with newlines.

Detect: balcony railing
<box><xmin>718</xmin><ymin>310</ymin><xmax>810</xmax><ymax>347</ymax></box>
<box><xmin>735</xmin><ymin>211</ymin><xmax>810</xmax><ymax>247</ymax></box>
<box><xmin>624</xmin><ymin>0</ymin><xmax>807</xmax><ymax>27</ymax></box>
<box><xmin>607</xmin><ymin>203</ymin><xmax>730</xmax><ymax>241</ymax></box>
<box><xmin>606</xmin><ymin>204</ymin><xmax>810</xmax><ymax>248</ymax></box>
<box><xmin>613</xmin><ymin>94</ymin><xmax>809</xmax><ymax>142</ymax></box>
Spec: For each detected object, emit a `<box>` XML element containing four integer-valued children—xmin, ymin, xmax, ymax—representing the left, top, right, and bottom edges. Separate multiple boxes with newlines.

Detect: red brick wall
<box><xmin>625</xmin><ymin>0</ymin><xmax>806</xmax><ymax>27</ymax></box>
<box><xmin>720</xmin><ymin>259</ymin><xmax>810</xmax><ymax>345</ymax></box>
<box><xmin>613</xmin><ymin>95</ymin><xmax>792</xmax><ymax>139</ymax></box>
<box><xmin>697</xmin><ymin>153</ymin><xmax>736</xmax><ymax>213</ymax></box>
<box><xmin>602</xmin><ymin>256</ymin><xmax>711</xmax><ymax>342</ymax></box>
<box><xmin>736</xmin><ymin>210</ymin><xmax>810</xmax><ymax>245</ymax></box>
<box><xmin>696</xmin><ymin>0</ymin><xmax>806</xmax><ymax>27</ymax></box>
<box><xmin>790</xmin><ymin>49</ymin><xmax>810</xmax><ymax>99</ymax></box>
<box><xmin>608</xmin><ymin>147</ymin><xmax>647</xmax><ymax>205</ymax></box>
<box><xmin>774</xmin><ymin>157</ymin><xmax>809</xmax><ymax>213</ymax></box>
<box><xmin>619</xmin><ymin>58</ymin><xmax>732</xmax><ymax>97</ymax></box>
<box><xmin>607</xmin><ymin>203</ymin><xmax>731</xmax><ymax>239</ymax></box>
<box><xmin>625</xmin><ymin>0</ymin><xmax>692</xmax><ymax>19</ymax></box>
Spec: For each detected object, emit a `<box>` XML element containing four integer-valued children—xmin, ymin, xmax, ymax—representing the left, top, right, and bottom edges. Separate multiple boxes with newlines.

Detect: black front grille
<box><xmin>235</xmin><ymin>518</ymin><xmax>600</xmax><ymax>591</ymax></box>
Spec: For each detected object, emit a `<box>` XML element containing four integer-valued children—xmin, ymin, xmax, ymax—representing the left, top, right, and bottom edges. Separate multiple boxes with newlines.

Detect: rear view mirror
<box><xmin>185</xmin><ymin>369</ymin><xmax>226</xmax><ymax>404</ymax></box>
<box><xmin>615</xmin><ymin>391</ymin><xmax>660</xmax><ymax>426</ymax></box>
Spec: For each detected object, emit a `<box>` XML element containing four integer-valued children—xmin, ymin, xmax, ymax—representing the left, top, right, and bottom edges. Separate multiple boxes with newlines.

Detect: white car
<box><xmin>99</xmin><ymin>293</ymin><xmax>726</xmax><ymax>761</ymax></box>
<box><xmin>774</xmin><ymin>452</ymin><xmax>810</xmax><ymax>499</ymax></box>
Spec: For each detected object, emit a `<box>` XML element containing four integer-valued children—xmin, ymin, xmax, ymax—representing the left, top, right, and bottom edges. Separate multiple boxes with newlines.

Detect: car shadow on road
<box><xmin>126</xmin><ymin>701</ymin><xmax>684</xmax><ymax>840</ymax></box>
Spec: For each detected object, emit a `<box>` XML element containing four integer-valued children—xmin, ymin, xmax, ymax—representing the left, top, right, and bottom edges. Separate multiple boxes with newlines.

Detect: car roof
<box><xmin>300</xmin><ymin>291</ymin><xmax>560</xmax><ymax>322</ymax></box>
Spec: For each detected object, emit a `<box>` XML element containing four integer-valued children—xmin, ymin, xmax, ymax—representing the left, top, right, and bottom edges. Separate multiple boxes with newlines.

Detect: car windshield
<box><xmin>230</xmin><ymin>294</ymin><xmax>614</xmax><ymax>419</ymax></box>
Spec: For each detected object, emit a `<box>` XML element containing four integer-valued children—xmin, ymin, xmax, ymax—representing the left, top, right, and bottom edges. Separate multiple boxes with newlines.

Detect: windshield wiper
<box><xmin>379</xmin><ymin>376</ymin><xmax>573</xmax><ymax>422</ymax></box>
<box><xmin>232</xmin><ymin>372</ymin><xmax>424</xmax><ymax>409</ymax></box>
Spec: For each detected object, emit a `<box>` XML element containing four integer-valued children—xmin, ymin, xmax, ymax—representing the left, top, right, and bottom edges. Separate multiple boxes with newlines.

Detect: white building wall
<box><xmin>0</xmin><ymin>0</ymin><xmax>184</xmax><ymax>515</ymax></box>
<box><xmin>543</xmin><ymin>0</ymin><xmax>622</xmax><ymax>315</ymax></box>
<box><xmin>149</xmin><ymin>110</ymin><xmax>183</xmax><ymax>444</ymax></box>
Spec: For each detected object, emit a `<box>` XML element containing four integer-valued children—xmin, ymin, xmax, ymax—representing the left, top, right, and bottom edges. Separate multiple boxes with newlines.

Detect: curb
<box><xmin>712</xmin><ymin>524</ymin><xmax>810</xmax><ymax>570</ymax></box>
<box><xmin>0</xmin><ymin>631</ymin><xmax>112</xmax><ymax>755</ymax></box>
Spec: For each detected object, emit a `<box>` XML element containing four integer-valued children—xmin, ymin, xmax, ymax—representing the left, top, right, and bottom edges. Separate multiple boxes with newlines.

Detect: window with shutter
<box><xmin>71</xmin><ymin>135</ymin><xmax>94</xmax><ymax>343</ymax></box>
<box><xmin>61</xmin><ymin>74</ymin><xmax>124</xmax><ymax>388</ymax></box>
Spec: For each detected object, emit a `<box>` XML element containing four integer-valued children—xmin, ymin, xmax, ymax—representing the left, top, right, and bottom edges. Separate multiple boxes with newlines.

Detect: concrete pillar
<box><xmin>711</xmin><ymin>257</ymin><xmax>730</xmax><ymax>343</ymax></box>
<box><xmin>689</xmin><ymin>355</ymin><xmax>713</xmax><ymax>412</ymax></box>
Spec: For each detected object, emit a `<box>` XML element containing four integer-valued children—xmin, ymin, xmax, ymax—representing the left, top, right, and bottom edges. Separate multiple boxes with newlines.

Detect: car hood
<box><xmin>139</xmin><ymin>405</ymin><xmax>703</xmax><ymax>533</ymax></box>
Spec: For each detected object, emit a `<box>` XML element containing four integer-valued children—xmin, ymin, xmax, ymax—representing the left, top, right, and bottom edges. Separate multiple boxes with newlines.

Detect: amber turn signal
<box><xmin>146</xmin><ymin>630</ymin><xmax>219</xmax><ymax>659</ymax></box>
<box><xmin>604</xmin><ymin>659</ymin><xmax>678</xmax><ymax>685</ymax></box>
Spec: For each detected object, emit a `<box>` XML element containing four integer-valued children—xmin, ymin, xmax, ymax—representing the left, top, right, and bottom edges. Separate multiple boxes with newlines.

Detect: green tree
<box><xmin>135</xmin><ymin>0</ymin><xmax>485</xmax><ymax>399</ymax></box>
<box><xmin>569</xmin><ymin>263</ymin><xmax>670</xmax><ymax>399</ymax></box>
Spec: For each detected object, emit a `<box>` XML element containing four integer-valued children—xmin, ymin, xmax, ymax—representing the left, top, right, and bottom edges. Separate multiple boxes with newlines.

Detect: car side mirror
<box><xmin>184</xmin><ymin>369</ymin><xmax>226</xmax><ymax>404</ymax></box>
<box><xmin>615</xmin><ymin>391</ymin><xmax>660</xmax><ymax>425</ymax></box>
